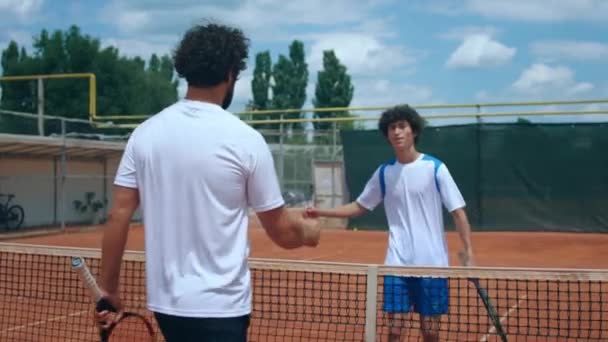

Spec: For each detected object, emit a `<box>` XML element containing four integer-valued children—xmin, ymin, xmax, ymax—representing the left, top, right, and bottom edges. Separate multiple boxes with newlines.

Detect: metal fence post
<box><xmin>279</xmin><ymin>114</ymin><xmax>285</xmax><ymax>191</ymax></box>
<box><xmin>331</xmin><ymin>122</ymin><xmax>337</xmax><ymax>207</ymax></box>
<box><xmin>37</xmin><ymin>78</ymin><xmax>44</xmax><ymax>136</ymax></box>
<box><xmin>476</xmin><ymin>104</ymin><xmax>483</xmax><ymax>227</ymax></box>
<box><xmin>60</xmin><ymin>119</ymin><xmax>66</xmax><ymax>231</ymax></box>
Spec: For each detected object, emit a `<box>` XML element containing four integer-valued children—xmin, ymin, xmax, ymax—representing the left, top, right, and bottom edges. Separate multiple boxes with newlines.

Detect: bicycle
<box><xmin>0</xmin><ymin>193</ymin><xmax>25</xmax><ymax>230</ymax></box>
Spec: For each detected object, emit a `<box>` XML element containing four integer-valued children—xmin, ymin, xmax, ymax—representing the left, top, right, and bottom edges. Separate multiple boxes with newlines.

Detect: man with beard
<box><xmin>95</xmin><ymin>21</ymin><xmax>321</xmax><ymax>341</ymax></box>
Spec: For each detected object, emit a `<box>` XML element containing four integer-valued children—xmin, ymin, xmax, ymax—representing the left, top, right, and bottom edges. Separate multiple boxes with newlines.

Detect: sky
<box><xmin>1</xmin><ymin>0</ymin><xmax>607</xmax><ymax>124</ymax></box>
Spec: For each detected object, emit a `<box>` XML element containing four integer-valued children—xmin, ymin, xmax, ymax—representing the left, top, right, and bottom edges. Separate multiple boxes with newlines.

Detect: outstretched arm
<box><xmin>451</xmin><ymin>208</ymin><xmax>474</xmax><ymax>266</ymax></box>
<box><xmin>257</xmin><ymin>206</ymin><xmax>320</xmax><ymax>249</ymax></box>
<box><xmin>306</xmin><ymin>201</ymin><xmax>368</xmax><ymax>219</ymax></box>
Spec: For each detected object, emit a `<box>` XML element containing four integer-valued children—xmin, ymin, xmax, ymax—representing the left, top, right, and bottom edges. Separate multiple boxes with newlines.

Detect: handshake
<box><xmin>296</xmin><ymin>206</ymin><xmax>321</xmax><ymax>247</ymax></box>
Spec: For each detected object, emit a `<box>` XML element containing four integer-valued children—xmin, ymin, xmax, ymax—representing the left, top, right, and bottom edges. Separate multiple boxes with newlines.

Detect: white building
<box><xmin>0</xmin><ymin>133</ymin><xmax>139</xmax><ymax>230</ymax></box>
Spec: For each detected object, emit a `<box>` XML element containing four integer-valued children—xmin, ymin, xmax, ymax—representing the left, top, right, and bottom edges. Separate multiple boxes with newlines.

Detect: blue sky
<box><xmin>1</xmin><ymin>0</ymin><xmax>607</xmax><ymax>123</ymax></box>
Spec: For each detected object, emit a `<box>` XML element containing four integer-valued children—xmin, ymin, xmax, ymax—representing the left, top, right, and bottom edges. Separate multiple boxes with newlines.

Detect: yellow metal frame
<box><xmin>0</xmin><ymin>73</ymin><xmax>97</xmax><ymax>120</ymax></box>
<box><xmin>1</xmin><ymin>73</ymin><xmax>607</xmax><ymax>128</ymax></box>
<box><xmin>105</xmin><ymin>109</ymin><xmax>608</xmax><ymax>129</ymax></box>
<box><xmin>92</xmin><ymin>98</ymin><xmax>608</xmax><ymax>123</ymax></box>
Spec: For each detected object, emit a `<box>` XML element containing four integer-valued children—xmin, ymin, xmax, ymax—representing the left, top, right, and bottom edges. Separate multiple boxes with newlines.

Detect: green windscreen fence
<box><xmin>341</xmin><ymin>123</ymin><xmax>608</xmax><ymax>232</ymax></box>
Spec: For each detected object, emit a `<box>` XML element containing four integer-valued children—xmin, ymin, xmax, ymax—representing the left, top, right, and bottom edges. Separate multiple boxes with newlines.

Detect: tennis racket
<box><xmin>71</xmin><ymin>256</ymin><xmax>155</xmax><ymax>342</ymax></box>
<box><xmin>459</xmin><ymin>252</ymin><xmax>508</xmax><ymax>342</ymax></box>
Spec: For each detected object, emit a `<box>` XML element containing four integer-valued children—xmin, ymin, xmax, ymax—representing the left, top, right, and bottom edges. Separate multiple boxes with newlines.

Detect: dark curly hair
<box><xmin>378</xmin><ymin>104</ymin><xmax>426</xmax><ymax>144</ymax></box>
<box><xmin>173</xmin><ymin>21</ymin><xmax>250</xmax><ymax>87</ymax></box>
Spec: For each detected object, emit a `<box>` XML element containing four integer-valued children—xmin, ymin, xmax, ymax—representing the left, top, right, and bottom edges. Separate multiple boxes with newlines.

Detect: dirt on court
<box><xmin>4</xmin><ymin>221</ymin><xmax>608</xmax><ymax>269</ymax></box>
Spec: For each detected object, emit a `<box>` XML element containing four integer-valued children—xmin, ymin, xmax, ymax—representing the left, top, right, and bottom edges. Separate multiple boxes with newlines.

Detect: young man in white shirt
<box><xmin>306</xmin><ymin>104</ymin><xmax>474</xmax><ymax>342</ymax></box>
<box><xmin>95</xmin><ymin>21</ymin><xmax>321</xmax><ymax>341</ymax></box>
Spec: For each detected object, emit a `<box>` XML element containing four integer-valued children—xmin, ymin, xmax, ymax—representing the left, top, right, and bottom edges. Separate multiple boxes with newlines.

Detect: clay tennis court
<box><xmin>5</xmin><ymin>219</ymin><xmax>608</xmax><ymax>268</ymax></box>
<box><xmin>1</xmin><ymin>220</ymin><xmax>607</xmax><ymax>341</ymax></box>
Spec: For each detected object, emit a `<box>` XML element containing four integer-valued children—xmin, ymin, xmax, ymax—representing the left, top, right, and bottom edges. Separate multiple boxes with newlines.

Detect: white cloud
<box><xmin>351</xmin><ymin>78</ymin><xmax>434</xmax><ymax>108</ymax></box>
<box><xmin>446</xmin><ymin>34</ymin><xmax>516</xmax><ymax>69</ymax></box>
<box><xmin>475</xmin><ymin>90</ymin><xmax>490</xmax><ymax>102</ymax></box>
<box><xmin>0</xmin><ymin>30</ymin><xmax>33</xmax><ymax>50</ymax></box>
<box><xmin>308</xmin><ymin>33</ymin><xmax>417</xmax><ymax>77</ymax></box>
<box><xmin>531</xmin><ymin>41</ymin><xmax>608</xmax><ymax>61</ymax></box>
<box><xmin>439</xmin><ymin>26</ymin><xmax>501</xmax><ymax>41</ymax></box>
<box><xmin>568</xmin><ymin>82</ymin><xmax>594</xmax><ymax>95</ymax></box>
<box><xmin>101</xmin><ymin>37</ymin><xmax>176</xmax><ymax>59</ymax></box>
<box><xmin>233</xmin><ymin>73</ymin><xmax>253</xmax><ymax>106</ymax></box>
<box><xmin>116</xmin><ymin>11</ymin><xmax>151</xmax><ymax>34</ymax></box>
<box><xmin>100</xmin><ymin>0</ymin><xmax>389</xmax><ymax>40</ymax></box>
<box><xmin>465</xmin><ymin>0</ymin><xmax>608</xmax><ymax>22</ymax></box>
<box><xmin>512</xmin><ymin>63</ymin><xmax>594</xmax><ymax>96</ymax></box>
<box><xmin>0</xmin><ymin>0</ymin><xmax>43</xmax><ymax>19</ymax></box>
<box><xmin>423</xmin><ymin>1</ymin><xmax>465</xmax><ymax>16</ymax></box>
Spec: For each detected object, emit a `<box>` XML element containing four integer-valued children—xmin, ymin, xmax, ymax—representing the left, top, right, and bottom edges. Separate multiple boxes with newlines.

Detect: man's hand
<box><xmin>300</xmin><ymin>211</ymin><xmax>320</xmax><ymax>247</ymax></box>
<box><xmin>93</xmin><ymin>291</ymin><xmax>124</xmax><ymax>330</ymax></box>
<box><xmin>304</xmin><ymin>206</ymin><xmax>319</xmax><ymax>219</ymax></box>
<box><xmin>458</xmin><ymin>250</ymin><xmax>476</xmax><ymax>267</ymax></box>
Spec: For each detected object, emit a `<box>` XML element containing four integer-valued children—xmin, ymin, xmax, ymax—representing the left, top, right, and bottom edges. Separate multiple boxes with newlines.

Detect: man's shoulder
<box><xmin>421</xmin><ymin>153</ymin><xmax>443</xmax><ymax>165</ymax></box>
<box><xmin>132</xmin><ymin>102</ymin><xmax>179</xmax><ymax>130</ymax></box>
<box><xmin>229</xmin><ymin>116</ymin><xmax>266</xmax><ymax>143</ymax></box>
<box><xmin>420</xmin><ymin>153</ymin><xmax>445</xmax><ymax>173</ymax></box>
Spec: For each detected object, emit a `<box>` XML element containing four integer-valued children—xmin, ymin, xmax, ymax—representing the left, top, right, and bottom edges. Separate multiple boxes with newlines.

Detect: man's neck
<box><xmin>185</xmin><ymin>86</ymin><xmax>224</xmax><ymax>107</ymax></box>
<box><xmin>395</xmin><ymin>147</ymin><xmax>420</xmax><ymax>164</ymax></box>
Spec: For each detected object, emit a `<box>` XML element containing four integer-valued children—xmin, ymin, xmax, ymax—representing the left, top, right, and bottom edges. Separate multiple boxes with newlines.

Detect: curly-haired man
<box><xmin>96</xmin><ymin>21</ymin><xmax>321</xmax><ymax>341</ymax></box>
<box><xmin>307</xmin><ymin>105</ymin><xmax>474</xmax><ymax>342</ymax></box>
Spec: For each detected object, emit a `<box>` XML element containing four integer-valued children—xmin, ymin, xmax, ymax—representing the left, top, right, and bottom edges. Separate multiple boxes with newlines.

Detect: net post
<box><xmin>365</xmin><ymin>264</ymin><xmax>378</xmax><ymax>342</ymax></box>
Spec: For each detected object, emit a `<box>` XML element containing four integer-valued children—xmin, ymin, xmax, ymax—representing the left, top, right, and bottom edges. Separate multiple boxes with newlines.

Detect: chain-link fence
<box><xmin>3</xmin><ymin>97</ymin><xmax>608</xmax><ymax>232</ymax></box>
<box><xmin>0</xmin><ymin>109</ymin><xmax>137</xmax><ymax>233</ymax></box>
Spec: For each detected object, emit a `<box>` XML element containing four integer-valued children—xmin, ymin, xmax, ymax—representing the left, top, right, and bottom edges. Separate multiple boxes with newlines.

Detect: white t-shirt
<box><xmin>114</xmin><ymin>99</ymin><xmax>284</xmax><ymax>317</ymax></box>
<box><xmin>356</xmin><ymin>153</ymin><xmax>465</xmax><ymax>267</ymax></box>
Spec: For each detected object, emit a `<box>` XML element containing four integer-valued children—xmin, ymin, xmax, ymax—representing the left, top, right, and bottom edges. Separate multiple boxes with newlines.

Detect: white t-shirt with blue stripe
<box><xmin>356</xmin><ymin>153</ymin><xmax>465</xmax><ymax>267</ymax></box>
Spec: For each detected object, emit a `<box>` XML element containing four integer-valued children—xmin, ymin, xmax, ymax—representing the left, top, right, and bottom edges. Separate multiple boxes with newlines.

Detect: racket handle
<box><xmin>71</xmin><ymin>257</ymin><xmax>105</xmax><ymax>303</ymax></box>
<box><xmin>96</xmin><ymin>297</ymin><xmax>117</xmax><ymax>313</ymax></box>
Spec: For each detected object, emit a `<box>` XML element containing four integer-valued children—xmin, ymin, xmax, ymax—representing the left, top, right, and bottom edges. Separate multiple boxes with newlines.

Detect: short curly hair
<box><xmin>378</xmin><ymin>104</ymin><xmax>426</xmax><ymax>143</ymax></box>
<box><xmin>173</xmin><ymin>21</ymin><xmax>250</xmax><ymax>87</ymax></box>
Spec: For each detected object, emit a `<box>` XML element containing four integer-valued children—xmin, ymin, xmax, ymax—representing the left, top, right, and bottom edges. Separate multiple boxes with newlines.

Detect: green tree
<box><xmin>251</xmin><ymin>51</ymin><xmax>271</xmax><ymax>111</ymax></box>
<box><xmin>0</xmin><ymin>25</ymin><xmax>178</xmax><ymax>136</ymax></box>
<box><xmin>249</xmin><ymin>51</ymin><xmax>273</xmax><ymax>131</ymax></box>
<box><xmin>288</xmin><ymin>40</ymin><xmax>308</xmax><ymax>130</ymax></box>
<box><xmin>267</xmin><ymin>55</ymin><xmax>292</xmax><ymax>142</ymax></box>
<box><xmin>249</xmin><ymin>40</ymin><xmax>309</xmax><ymax>141</ymax></box>
<box><xmin>313</xmin><ymin>50</ymin><xmax>354</xmax><ymax>133</ymax></box>
<box><xmin>271</xmin><ymin>55</ymin><xmax>293</xmax><ymax>112</ymax></box>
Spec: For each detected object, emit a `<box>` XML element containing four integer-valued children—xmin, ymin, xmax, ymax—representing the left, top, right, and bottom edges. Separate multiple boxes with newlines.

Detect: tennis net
<box><xmin>0</xmin><ymin>242</ymin><xmax>606</xmax><ymax>341</ymax></box>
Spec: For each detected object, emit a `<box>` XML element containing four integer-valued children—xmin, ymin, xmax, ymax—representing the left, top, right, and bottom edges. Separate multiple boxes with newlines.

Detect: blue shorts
<box><xmin>382</xmin><ymin>276</ymin><xmax>449</xmax><ymax>316</ymax></box>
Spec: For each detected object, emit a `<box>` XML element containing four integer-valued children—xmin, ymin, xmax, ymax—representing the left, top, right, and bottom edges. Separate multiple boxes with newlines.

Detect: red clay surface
<box><xmin>5</xmin><ymin>222</ymin><xmax>608</xmax><ymax>269</ymax></box>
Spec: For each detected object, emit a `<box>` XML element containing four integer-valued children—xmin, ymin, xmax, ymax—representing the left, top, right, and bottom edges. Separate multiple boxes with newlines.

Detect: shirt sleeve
<box><xmin>436</xmin><ymin>164</ymin><xmax>465</xmax><ymax>212</ymax></box>
<box><xmin>246</xmin><ymin>135</ymin><xmax>285</xmax><ymax>212</ymax></box>
<box><xmin>356</xmin><ymin>167</ymin><xmax>383</xmax><ymax>211</ymax></box>
<box><xmin>114</xmin><ymin>135</ymin><xmax>138</xmax><ymax>189</ymax></box>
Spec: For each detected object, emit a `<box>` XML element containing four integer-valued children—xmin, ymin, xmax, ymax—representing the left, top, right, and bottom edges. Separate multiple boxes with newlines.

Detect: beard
<box><xmin>222</xmin><ymin>82</ymin><xmax>235</xmax><ymax>109</ymax></box>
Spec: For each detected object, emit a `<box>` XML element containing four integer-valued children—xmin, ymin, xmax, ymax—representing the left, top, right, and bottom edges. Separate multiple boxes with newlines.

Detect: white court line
<box><xmin>479</xmin><ymin>295</ymin><xmax>527</xmax><ymax>342</ymax></box>
<box><xmin>0</xmin><ymin>309</ymin><xmax>89</xmax><ymax>334</ymax></box>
